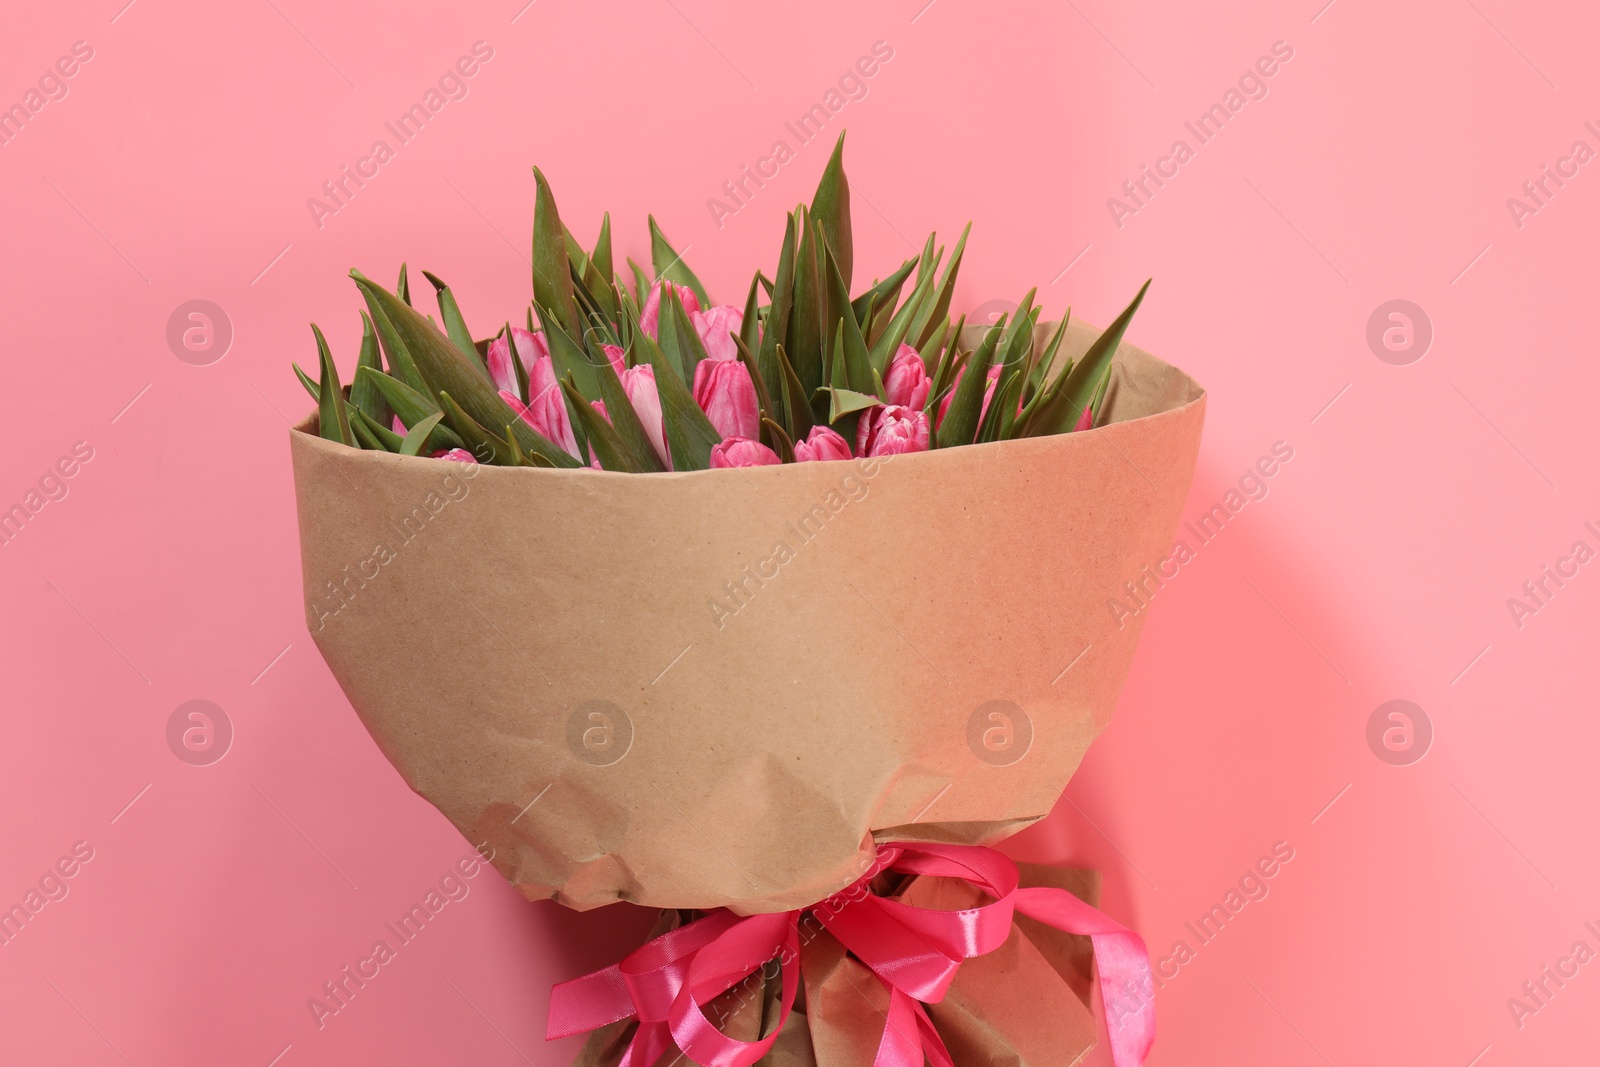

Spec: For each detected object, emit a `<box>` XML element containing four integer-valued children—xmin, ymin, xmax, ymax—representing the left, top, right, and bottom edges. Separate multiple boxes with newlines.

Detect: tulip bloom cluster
<box><xmin>296</xmin><ymin>135</ymin><xmax>1149</xmax><ymax>471</ymax></box>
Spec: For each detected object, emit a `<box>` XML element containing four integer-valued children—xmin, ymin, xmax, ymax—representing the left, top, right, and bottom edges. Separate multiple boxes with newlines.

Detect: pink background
<box><xmin>2</xmin><ymin>0</ymin><xmax>1595</xmax><ymax>1063</ymax></box>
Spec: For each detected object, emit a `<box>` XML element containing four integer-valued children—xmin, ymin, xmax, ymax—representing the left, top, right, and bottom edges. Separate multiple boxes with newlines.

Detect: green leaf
<box><xmin>1025</xmin><ymin>313</ymin><xmax>1070</xmax><ymax>401</ymax></box>
<box><xmin>312</xmin><ymin>324</ymin><xmax>354</xmax><ymax>446</ymax></box>
<box><xmin>347</xmin><ymin>311</ymin><xmax>392</xmax><ymax>425</ymax></box>
<box><xmin>354</xmin><ymin>271</ymin><xmax>430</xmax><ymax>397</ymax></box>
<box><xmin>1019</xmin><ymin>280</ymin><xmax>1149</xmax><ymax>438</ymax></box>
<box><xmin>758</xmin><ymin>212</ymin><xmax>798</xmax><ymax>427</ymax></box>
<box><xmin>398</xmin><ymin>412</ymin><xmax>447</xmax><ymax>456</ymax></box>
<box><xmin>355</xmin><ymin>367</ymin><xmax>467</xmax><ymax>451</ymax></box>
<box><xmin>357</xmin><ymin>365</ymin><xmax>438</xmax><ymax>423</ymax></box>
<box><xmin>788</xmin><ymin>208</ymin><xmax>827</xmax><ymax>416</ymax></box>
<box><xmin>591</xmin><ymin>212</ymin><xmax>614</xmax><ymax>287</ymax></box>
<box><xmin>569</xmin><ymin>257</ymin><xmax>619</xmax><ymax>347</ymax></box>
<box><xmin>532</xmin><ymin>166</ymin><xmax>581</xmax><ymax>337</ymax></box>
<box><xmin>983</xmin><ymin>292</ymin><xmax>1037</xmax><ymax>438</ymax></box>
<box><xmin>352</xmin><ymin>272</ymin><xmax>570</xmax><ymax>464</ymax></box>
<box><xmin>916</xmin><ymin>316</ymin><xmax>951</xmax><ymax>377</ymax></box>
<box><xmin>734</xmin><ymin>333</ymin><xmax>777</xmax><ymax>433</ymax></box>
<box><xmin>1086</xmin><ymin>356</ymin><xmax>1115</xmax><ymax>427</ymax></box>
<box><xmin>851</xmin><ymin>255</ymin><xmax>917</xmax><ymax>331</ymax></box>
<box><xmin>499</xmin><ymin>422</ymin><xmax>531</xmax><ymax>466</ymax></box>
<box><xmin>627</xmin><ymin>257</ymin><xmax>652</xmax><ymax>310</ymax></box>
<box><xmin>561</xmin><ymin>377</ymin><xmax>639</xmax><ymax>472</ymax></box>
<box><xmin>979</xmin><ymin>368</ymin><xmax>1027</xmax><ymax>444</ymax></box>
<box><xmin>928</xmin><ymin>313</ymin><xmax>966</xmax><ymax>401</ymax></box>
<box><xmin>776</xmin><ymin>342</ymin><xmax>812</xmax><ymax>439</ymax></box>
<box><xmin>582</xmin><ymin>213</ymin><xmax>617</xmax><ymax>320</ymax></box>
<box><xmin>823</xmin><ymin>245</ymin><xmax>875</xmax><ymax>395</ymax></box>
<box><xmin>648</xmin><ymin>216</ymin><xmax>710</xmax><ymax>307</ymax></box>
<box><xmin>436</xmin><ymin>391</ymin><xmax>508</xmax><ymax>465</ymax></box>
<box><xmin>631</xmin><ymin>329</ymin><xmax>721</xmax><ymax>471</ymax></box>
<box><xmin>562</xmin><ymin>224</ymin><xmax>590</xmax><ymax>276</ymax></box>
<box><xmin>762</xmin><ymin>416</ymin><xmax>795</xmax><ymax>463</ymax></box>
<box><xmin>656</xmin><ymin>284</ymin><xmax>711</xmax><ymax>386</ymax></box>
<box><xmin>871</xmin><ymin>236</ymin><xmax>941</xmax><ymax>375</ymax></box>
<box><xmin>909</xmin><ymin>223</ymin><xmax>970</xmax><ymax>350</ymax></box>
<box><xmin>825</xmin><ymin>386</ymin><xmax>883</xmax><ymax>423</ymax></box>
<box><xmin>537</xmin><ymin>305</ymin><xmax>603</xmax><ymax>399</ymax></box>
<box><xmin>352</xmin><ymin>406</ymin><xmax>405</xmax><ymax>451</ymax></box>
<box><xmin>293</xmin><ymin>361</ymin><xmax>320</xmax><ymax>404</ymax></box>
<box><xmin>396</xmin><ymin>263</ymin><xmax>412</xmax><ymax>306</ymax></box>
<box><xmin>739</xmin><ymin>271</ymin><xmax>762</xmax><ymax>358</ymax></box>
<box><xmin>808</xmin><ymin>132</ymin><xmax>852</xmax><ymax>290</ymax></box>
<box><xmin>422</xmin><ymin>271</ymin><xmax>489</xmax><ymax>377</ymax></box>
<box><xmin>936</xmin><ymin>317</ymin><xmax>1003</xmax><ymax>449</ymax></box>
<box><xmin>350</xmin><ymin>410</ymin><xmax>388</xmax><ymax>451</ymax></box>
<box><xmin>593</xmin><ymin>356</ymin><xmax>666</xmax><ymax>473</ymax></box>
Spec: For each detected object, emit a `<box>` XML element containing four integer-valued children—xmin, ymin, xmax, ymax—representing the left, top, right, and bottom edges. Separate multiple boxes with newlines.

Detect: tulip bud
<box><xmin>1073</xmin><ymin>403</ymin><xmax>1095</xmax><ymax>432</ymax></box>
<box><xmin>486</xmin><ymin>326</ymin><xmax>549</xmax><ymax>397</ymax></box>
<box><xmin>639</xmin><ymin>281</ymin><xmax>702</xmax><ymax>339</ymax></box>
<box><xmin>431</xmin><ymin>448</ymin><xmax>477</xmax><ymax>463</ymax></box>
<box><xmin>690</xmin><ymin>305</ymin><xmax>745</xmax><ymax>363</ymax></box>
<box><xmin>601</xmin><ymin>343</ymin><xmax>627</xmax><ymax>376</ymax></box>
<box><xmin>793</xmin><ymin>425</ymin><xmax>853</xmax><ymax>463</ymax></box>
<box><xmin>883</xmin><ymin>344</ymin><xmax>931</xmax><ymax>410</ymax></box>
<box><xmin>619</xmin><ymin>364</ymin><xmax>671</xmax><ymax>469</ymax></box>
<box><xmin>857</xmin><ymin>404</ymin><xmax>931</xmax><ymax>457</ymax></box>
<box><xmin>692</xmin><ymin>358</ymin><xmax>761</xmax><ymax>441</ymax></box>
<box><xmin>710</xmin><ymin>437</ymin><xmax>781</xmax><ymax>468</ymax></box>
<box><xmin>499</xmin><ymin>351</ymin><xmax>580</xmax><ymax>460</ymax></box>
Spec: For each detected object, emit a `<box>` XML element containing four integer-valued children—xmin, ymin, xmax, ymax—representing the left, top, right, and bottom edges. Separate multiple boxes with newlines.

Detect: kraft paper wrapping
<box><xmin>291</xmin><ymin>320</ymin><xmax>1204</xmax><ymax>914</ymax></box>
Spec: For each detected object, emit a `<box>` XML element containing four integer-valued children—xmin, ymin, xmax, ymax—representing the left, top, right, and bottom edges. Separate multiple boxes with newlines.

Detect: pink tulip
<box><xmin>486</xmin><ymin>326</ymin><xmax>550</xmax><ymax>396</ymax></box>
<box><xmin>602</xmin><ymin>343</ymin><xmax>627</xmax><ymax>376</ymax></box>
<box><xmin>857</xmin><ymin>404</ymin><xmax>931</xmax><ymax>457</ymax></box>
<box><xmin>710</xmin><ymin>437</ymin><xmax>781</xmax><ymax>468</ymax></box>
<box><xmin>618</xmin><ymin>364</ymin><xmax>671</xmax><ymax>469</ymax></box>
<box><xmin>691</xmin><ymin>304</ymin><xmax>745</xmax><ymax>363</ymax></box>
<box><xmin>1073</xmin><ymin>403</ymin><xmax>1095</xmax><ymax>432</ymax></box>
<box><xmin>793</xmin><ymin>425</ymin><xmax>853</xmax><ymax>463</ymax></box>
<box><xmin>936</xmin><ymin>363</ymin><xmax>1004</xmax><ymax>428</ymax></box>
<box><xmin>639</xmin><ymin>281</ymin><xmax>702</xmax><ymax>339</ymax></box>
<box><xmin>692</xmin><ymin>358</ymin><xmax>761</xmax><ymax>441</ymax></box>
<box><xmin>883</xmin><ymin>344</ymin><xmax>931</xmax><ymax>410</ymax></box>
<box><xmin>431</xmin><ymin>448</ymin><xmax>477</xmax><ymax>463</ymax></box>
<box><xmin>499</xmin><ymin>350</ymin><xmax>579</xmax><ymax>459</ymax></box>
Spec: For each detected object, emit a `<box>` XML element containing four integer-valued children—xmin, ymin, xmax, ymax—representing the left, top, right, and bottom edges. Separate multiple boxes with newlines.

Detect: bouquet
<box><xmin>290</xmin><ymin>135</ymin><xmax>1206</xmax><ymax>1066</ymax></box>
<box><xmin>294</xmin><ymin>135</ymin><xmax>1147</xmax><ymax>471</ymax></box>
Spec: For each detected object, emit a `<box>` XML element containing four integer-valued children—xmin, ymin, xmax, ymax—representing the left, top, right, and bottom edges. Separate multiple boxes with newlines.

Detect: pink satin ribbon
<box><xmin>546</xmin><ymin>842</ymin><xmax>1155</xmax><ymax>1067</ymax></box>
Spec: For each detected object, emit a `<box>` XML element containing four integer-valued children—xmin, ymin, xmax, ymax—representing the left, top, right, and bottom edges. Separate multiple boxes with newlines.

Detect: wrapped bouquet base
<box><xmin>553</xmin><ymin>842</ymin><xmax>1150</xmax><ymax>1067</ymax></box>
<box><xmin>292</xmin><ymin>322</ymin><xmax>1204</xmax><ymax>915</ymax></box>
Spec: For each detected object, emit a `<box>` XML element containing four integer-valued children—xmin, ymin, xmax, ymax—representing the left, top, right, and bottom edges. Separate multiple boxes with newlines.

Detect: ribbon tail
<box><xmin>871</xmin><ymin>988</ymin><xmax>927</xmax><ymax>1067</ymax></box>
<box><xmin>548</xmin><ymin>962</ymin><xmax>637</xmax><ymax>1039</ymax></box>
<box><xmin>1013</xmin><ymin>886</ymin><xmax>1156</xmax><ymax>1067</ymax></box>
<box><xmin>617</xmin><ymin>1021</ymin><xmax>674</xmax><ymax>1067</ymax></box>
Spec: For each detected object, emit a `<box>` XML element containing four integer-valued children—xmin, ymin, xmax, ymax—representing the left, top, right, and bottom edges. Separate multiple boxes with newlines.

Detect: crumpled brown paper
<box><xmin>567</xmin><ymin>863</ymin><xmax>1105</xmax><ymax>1067</ymax></box>
<box><xmin>292</xmin><ymin>320</ymin><xmax>1204</xmax><ymax>913</ymax></box>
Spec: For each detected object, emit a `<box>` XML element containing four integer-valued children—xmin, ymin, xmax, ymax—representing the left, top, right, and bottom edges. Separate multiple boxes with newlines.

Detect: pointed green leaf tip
<box><xmin>312</xmin><ymin>324</ymin><xmax>354</xmax><ymax>446</ymax></box>
<box><xmin>1020</xmin><ymin>279</ymin><xmax>1150</xmax><ymax>438</ymax></box>
<box><xmin>649</xmin><ymin>216</ymin><xmax>711</xmax><ymax>307</ymax></box>
<box><xmin>532</xmin><ymin>166</ymin><xmax>580</xmax><ymax>336</ymax></box>
<box><xmin>809</xmin><ymin>132</ymin><xmax>852</xmax><ymax>292</ymax></box>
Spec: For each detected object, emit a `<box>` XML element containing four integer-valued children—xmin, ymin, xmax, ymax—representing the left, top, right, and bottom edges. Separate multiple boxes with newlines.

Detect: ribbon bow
<box><xmin>546</xmin><ymin>842</ymin><xmax>1155</xmax><ymax>1067</ymax></box>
